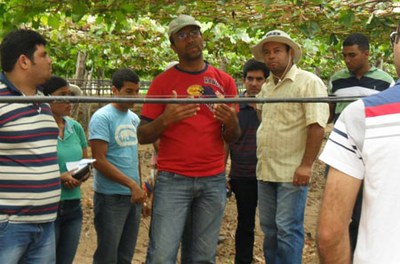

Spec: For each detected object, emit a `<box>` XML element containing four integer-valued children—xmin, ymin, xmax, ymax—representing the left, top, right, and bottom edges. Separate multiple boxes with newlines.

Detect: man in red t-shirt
<box><xmin>138</xmin><ymin>14</ymin><xmax>240</xmax><ymax>264</ymax></box>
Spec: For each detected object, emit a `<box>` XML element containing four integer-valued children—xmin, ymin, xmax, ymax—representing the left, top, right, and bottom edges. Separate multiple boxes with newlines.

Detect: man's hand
<box><xmin>213</xmin><ymin>103</ymin><xmax>237</xmax><ymax>127</ymax></box>
<box><xmin>160</xmin><ymin>90</ymin><xmax>200</xmax><ymax>126</ymax></box>
<box><xmin>293</xmin><ymin>164</ymin><xmax>311</xmax><ymax>186</ymax></box>
<box><xmin>213</xmin><ymin>103</ymin><xmax>241</xmax><ymax>144</ymax></box>
<box><xmin>130</xmin><ymin>183</ymin><xmax>147</xmax><ymax>204</ymax></box>
<box><xmin>142</xmin><ymin>200</ymin><xmax>152</xmax><ymax>218</ymax></box>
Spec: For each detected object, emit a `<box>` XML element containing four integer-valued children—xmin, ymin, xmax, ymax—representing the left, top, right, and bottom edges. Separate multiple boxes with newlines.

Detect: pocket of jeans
<box><xmin>0</xmin><ymin>221</ymin><xmax>9</xmax><ymax>233</ymax></box>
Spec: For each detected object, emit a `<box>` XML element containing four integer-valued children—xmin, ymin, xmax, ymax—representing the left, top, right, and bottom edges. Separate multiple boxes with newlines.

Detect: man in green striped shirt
<box><xmin>329</xmin><ymin>33</ymin><xmax>394</xmax><ymax>123</ymax></box>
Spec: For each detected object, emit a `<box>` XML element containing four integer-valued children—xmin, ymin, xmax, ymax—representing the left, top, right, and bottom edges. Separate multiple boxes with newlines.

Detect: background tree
<box><xmin>0</xmin><ymin>0</ymin><xmax>399</xmax><ymax>81</ymax></box>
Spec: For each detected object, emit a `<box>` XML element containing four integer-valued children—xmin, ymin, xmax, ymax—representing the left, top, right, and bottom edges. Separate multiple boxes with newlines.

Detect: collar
<box><xmin>175</xmin><ymin>61</ymin><xmax>209</xmax><ymax>75</ymax></box>
<box><xmin>266</xmin><ymin>64</ymin><xmax>298</xmax><ymax>85</ymax></box>
<box><xmin>239</xmin><ymin>91</ymin><xmax>257</xmax><ymax>109</ymax></box>
<box><xmin>346</xmin><ymin>65</ymin><xmax>377</xmax><ymax>77</ymax></box>
<box><xmin>60</xmin><ymin>117</ymin><xmax>74</xmax><ymax>140</ymax></box>
<box><xmin>0</xmin><ymin>72</ymin><xmax>22</xmax><ymax>95</ymax></box>
<box><xmin>0</xmin><ymin>72</ymin><xmax>43</xmax><ymax>96</ymax></box>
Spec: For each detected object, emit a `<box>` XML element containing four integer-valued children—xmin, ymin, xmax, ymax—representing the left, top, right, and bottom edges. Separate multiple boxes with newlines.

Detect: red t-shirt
<box><xmin>141</xmin><ymin>64</ymin><xmax>237</xmax><ymax>177</ymax></box>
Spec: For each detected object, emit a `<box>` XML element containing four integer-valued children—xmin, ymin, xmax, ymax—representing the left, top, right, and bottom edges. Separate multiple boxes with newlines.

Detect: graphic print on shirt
<box><xmin>187</xmin><ymin>80</ymin><xmax>224</xmax><ymax>114</ymax></box>
<box><xmin>115</xmin><ymin>124</ymin><xmax>137</xmax><ymax>146</ymax></box>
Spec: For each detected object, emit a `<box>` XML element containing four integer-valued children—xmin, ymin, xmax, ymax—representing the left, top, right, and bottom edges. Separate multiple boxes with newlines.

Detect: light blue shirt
<box><xmin>89</xmin><ymin>104</ymin><xmax>140</xmax><ymax>195</ymax></box>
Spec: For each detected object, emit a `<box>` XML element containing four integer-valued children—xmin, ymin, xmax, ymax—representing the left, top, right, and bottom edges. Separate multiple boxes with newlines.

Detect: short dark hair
<box><xmin>0</xmin><ymin>29</ymin><xmax>47</xmax><ymax>72</ymax></box>
<box><xmin>112</xmin><ymin>68</ymin><xmax>140</xmax><ymax>90</ymax></box>
<box><xmin>41</xmin><ymin>76</ymin><xmax>68</xmax><ymax>95</ymax></box>
<box><xmin>343</xmin><ymin>33</ymin><xmax>369</xmax><ymax>51</ymax></box>
<box><xmin>243</xmin><ymin>59</ymin><xmax>269</xmax><ymax>79</ymax></box>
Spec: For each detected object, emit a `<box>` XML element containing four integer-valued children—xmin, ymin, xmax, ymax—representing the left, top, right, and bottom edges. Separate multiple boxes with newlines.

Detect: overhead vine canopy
<box><xmin>0</xmin><ymin>0</ymin><xmax>399</xmax><ymax>80</ymax></box>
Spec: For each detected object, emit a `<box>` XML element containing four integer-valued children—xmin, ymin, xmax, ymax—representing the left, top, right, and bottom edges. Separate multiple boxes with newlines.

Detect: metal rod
<box><xmin>0</xmin><ymin>95</ymin><xmax>362</xmax><ymax>104</ymax></box>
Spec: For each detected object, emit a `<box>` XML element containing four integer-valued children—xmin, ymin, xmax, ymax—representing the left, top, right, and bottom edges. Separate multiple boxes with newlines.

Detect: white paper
<box><xmin>66</xmin><ymin>159</ymin><xmax>96</xmax><ymax>172</ymax></box>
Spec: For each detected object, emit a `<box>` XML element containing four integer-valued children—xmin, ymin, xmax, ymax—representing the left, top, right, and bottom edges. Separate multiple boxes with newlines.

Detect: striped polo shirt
<box><xmin>329</xmin><ymin>66</ymin><xmax>394</xmax><ymax>117</ymax></box>
<box><xmin>229</xmin><ymin>96</ymin><xmax>259</xmax><ymax>180</ymax></box>
<box><xmin>0</xmin><ymin>73</ymin><xmax>60</xmax><ymax>223</ymax></box>
<box><xmin>320</xmin><ymin>83</ymin><xmax>400</xmax><ymax>263</ymax></box>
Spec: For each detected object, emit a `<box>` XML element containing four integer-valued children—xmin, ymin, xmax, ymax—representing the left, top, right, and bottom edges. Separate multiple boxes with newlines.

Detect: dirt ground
<box><xmin>73</xmin><ymin>140</ymin><xmax>328</xmax><ymax>264</ymax></box>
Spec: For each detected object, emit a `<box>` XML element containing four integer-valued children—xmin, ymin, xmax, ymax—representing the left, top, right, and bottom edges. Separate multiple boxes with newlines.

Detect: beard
<box><xmin>182</xmin><ymin>51</ymin><xmax>203</xmax><ymax>61</ymax></box>
<box><xmin>182</xmin><ymin>41</ymin><xmax>204</xmax><ymax>61</ymax></box>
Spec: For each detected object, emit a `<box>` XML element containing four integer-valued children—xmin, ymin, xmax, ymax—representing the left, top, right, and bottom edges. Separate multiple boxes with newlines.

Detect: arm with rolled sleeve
<box><xmin>293</xmin><ymin>76</ymin><xmax>329</xmax><ymax>185</ymax></box>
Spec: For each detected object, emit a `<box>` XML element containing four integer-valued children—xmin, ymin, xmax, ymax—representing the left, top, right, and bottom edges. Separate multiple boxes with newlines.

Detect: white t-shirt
<box><xmin>320</xmin><ymin>86</ymin><xmax>400</xmax><ymax>263</ymax></box>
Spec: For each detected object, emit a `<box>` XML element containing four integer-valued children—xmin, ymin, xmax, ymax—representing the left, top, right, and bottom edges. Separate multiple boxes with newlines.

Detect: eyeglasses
<box><xmin>176</xmin><ymin>29</ymin><xmax>201</xmax><ymax>41</ymax></box>
<box><xmin>390</xmin><ymin>31</ymin><xmax>399</xmax><ymax>48</ymax></box>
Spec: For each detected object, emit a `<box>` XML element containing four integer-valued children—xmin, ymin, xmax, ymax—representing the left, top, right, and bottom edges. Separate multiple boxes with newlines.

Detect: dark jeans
<box><xmin>55</xmin><ymin>199</ymin><xmax>83</xmax><ymax>264</ymax></box>
<box><xmin>93</xmin><ymin>192</ymin><xmax>142</xmax><ymax>264</ymax></box>
<box><xmin>230</xmin><ymin>179</ymin><xmax>258</xmax><ymax>264</ymax></box>
<box><xmin>350</xmin><ymin>186</ymin><xmax>363</xmax><ymax>255</ymax></box>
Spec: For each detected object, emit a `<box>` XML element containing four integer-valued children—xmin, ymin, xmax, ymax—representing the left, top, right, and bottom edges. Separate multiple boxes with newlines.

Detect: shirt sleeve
<box><xmin>88</xmin><ymin>111</ymin><xmax>111</xmax><ymax>143</ymax></box>
<box><xmin>140</xmin><ymin>77</ymin><xmax>166</xmax><ymax>121</ymax></box>
<box><xmin>224</xmin><ymin>74</ymin><xmax>239</xmax><ymax>111</ymax></box>
<box><xmin>302</xmin><ymin>75</ymin><xmax>329</xmax><ymax>127</ymax></box>
<box><xmin>319</xmin><ymin>100</ymin><xmax>366</xmax><ymax>179</ymax></box>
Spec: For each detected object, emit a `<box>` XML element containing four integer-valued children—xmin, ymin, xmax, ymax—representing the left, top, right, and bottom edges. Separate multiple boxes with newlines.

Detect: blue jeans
<box><xmin>146</xmin><ymin>171</ymin><xmax>227</xmax><ymax>264</ymax></box>
<box><xmin>180</xmin><ymin>213</ymin><xmax>193</xmax><ymax>264</ymax></box>
<box><xmin>230</xmin><ymin>179</ymin><xmax>258</xmax><ymax>264</ymax></box>
<box><xmin>93</xmin><ymin>192</ymin><xmax>142</xmax><ymax>264</ymax></box>
<box><xmin>258</xmin><ymin>181</ymin><xmax>308</xmax><ymax>264</ymax></box>
<box><xmin>0</xmin><ymin>221</ymin><xmax>55</xmax><ymax>264</ymax></box>
<box><xmin>55</xmin><ymin>199</ymin><xmax>83</xmax><ymax>264</ymax></box>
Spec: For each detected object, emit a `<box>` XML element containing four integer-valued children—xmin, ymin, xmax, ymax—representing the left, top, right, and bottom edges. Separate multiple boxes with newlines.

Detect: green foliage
<box><xmin>338</xmin><ymin>10</ymin><xmax>355</xmax><ymax>27</ymax></box>
<box><xmin>0</xmin><ymin>0</ymin><xmax>399</xmax><ymax>81</ymax></box>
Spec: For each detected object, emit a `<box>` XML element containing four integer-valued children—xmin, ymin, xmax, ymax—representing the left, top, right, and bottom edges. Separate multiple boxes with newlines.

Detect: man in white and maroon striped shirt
<box><xmin>0</xmin><ymin>29</ymin><xmax>59</xmax><ymax>264</ymax></box>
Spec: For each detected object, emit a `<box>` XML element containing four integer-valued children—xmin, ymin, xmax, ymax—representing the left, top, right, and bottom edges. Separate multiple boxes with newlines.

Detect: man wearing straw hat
<box><xmin>252</xmin><ymin>30</ymin><xmax>329</xmax><ymax>264</ymax></box>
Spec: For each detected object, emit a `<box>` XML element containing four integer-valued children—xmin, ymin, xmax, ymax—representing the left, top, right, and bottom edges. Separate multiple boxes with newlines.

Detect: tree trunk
<box><xmin>74</xmin><ymin>52</ymin><xmax>90</xmax><ymax>131</ymax></box>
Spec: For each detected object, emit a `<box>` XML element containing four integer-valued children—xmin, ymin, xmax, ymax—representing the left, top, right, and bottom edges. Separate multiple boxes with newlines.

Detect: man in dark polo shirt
<box><xmin>227</xmin><ymin>59</ymin><xmax>269</xmax><ymax>264</ymax></box>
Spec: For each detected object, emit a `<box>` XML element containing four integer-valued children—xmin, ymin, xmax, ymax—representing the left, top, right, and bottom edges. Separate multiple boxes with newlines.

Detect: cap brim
<box><xmin>251</xmin><ymin>36</ymin><xmax>302</xmax><ymax>63</ymax></box>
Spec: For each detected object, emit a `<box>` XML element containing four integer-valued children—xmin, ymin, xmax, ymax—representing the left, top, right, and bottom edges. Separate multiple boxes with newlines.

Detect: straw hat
<box><xmin>251</xmin><ymin>30</ymin><xmax>302</xmax><ymax>63</ymax></box>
